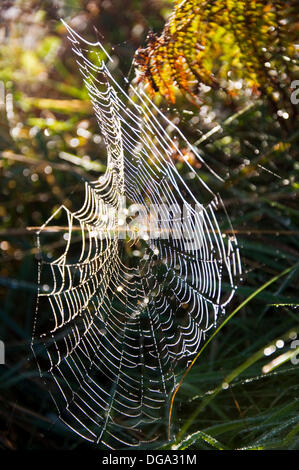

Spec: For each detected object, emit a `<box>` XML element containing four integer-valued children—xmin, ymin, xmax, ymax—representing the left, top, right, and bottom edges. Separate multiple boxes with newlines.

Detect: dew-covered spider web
<box><xmin>32</xmin><ymin>22</ymin><xmax>242</xmax><ymax>449</ymax></box>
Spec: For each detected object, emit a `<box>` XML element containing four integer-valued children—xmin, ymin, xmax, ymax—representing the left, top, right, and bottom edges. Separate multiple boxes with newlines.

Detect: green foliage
<box><xmin>0</xmin><ymin>0</ymin><xmax>298</xmax><ymax>451</ymax></box>
<box><xmin>135</xmin><ymin>0</ymin><xmax>298</xmax><ymax>117</ymax></box>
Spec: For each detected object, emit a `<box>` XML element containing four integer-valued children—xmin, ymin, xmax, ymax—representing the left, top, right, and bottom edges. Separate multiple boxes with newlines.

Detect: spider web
<box><xmin>31</xmin><ymin>23</ymin><xmax>242</xmax><ymax>449</ymax></box>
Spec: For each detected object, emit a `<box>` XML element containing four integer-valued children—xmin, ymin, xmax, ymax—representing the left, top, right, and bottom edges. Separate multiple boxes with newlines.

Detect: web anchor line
<box><xmin>31</xmin><ymin>22</ymin><xmax>242</xmax><ymax>449</ymax></box>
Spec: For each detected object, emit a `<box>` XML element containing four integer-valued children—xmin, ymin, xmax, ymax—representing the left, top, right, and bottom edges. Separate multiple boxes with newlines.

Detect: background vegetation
<box><xmin>0</xmin><ymin>0</ymin><xmax>298</xmax><ymax>450</ymax></box>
